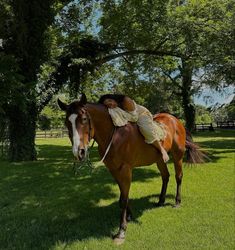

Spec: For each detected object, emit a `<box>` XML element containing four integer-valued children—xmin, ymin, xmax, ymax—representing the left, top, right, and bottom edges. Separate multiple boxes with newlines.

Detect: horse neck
<box><xmin>86</xmin><ymin>103</ymin><xmax>114</xmax><ymax>149</ymax></box>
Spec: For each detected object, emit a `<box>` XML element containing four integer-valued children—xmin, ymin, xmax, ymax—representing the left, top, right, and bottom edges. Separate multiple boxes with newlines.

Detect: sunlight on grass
<box><xmin>0</xmin><ymin>130</ymin><xmax>234</xmax><ymax>249</ymax></box>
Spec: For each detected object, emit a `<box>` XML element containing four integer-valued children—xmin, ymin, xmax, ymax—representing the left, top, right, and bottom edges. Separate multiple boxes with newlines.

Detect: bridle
<box><xmin>79</xmin><ymin>107</ymin><xmax>95</xmax><ymax>154</ymax></box>
<box><xmin>85</xmin><ymin>109</ymin><xmax>94</xmax><ymax>147</ymax></box>
<box><xmin>73</xmin><ymin>107</ymin><xmax>116</xmax><ymax>174</ymax></box>
<box><xmin>72</xmin><ymin>108</ymin><xmax>94</xmax><ymax>174</ymax></box>
<box><xmin>83</xmin><ymin>107</ymin><xmax>116</xmax><ymax>161</ymax></box>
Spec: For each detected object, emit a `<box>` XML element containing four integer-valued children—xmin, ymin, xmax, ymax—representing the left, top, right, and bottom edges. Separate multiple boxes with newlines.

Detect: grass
<box><xmin>0</xmin><ymin>130</ymin><xmax>234</xmax><ymax>250</ymax></box>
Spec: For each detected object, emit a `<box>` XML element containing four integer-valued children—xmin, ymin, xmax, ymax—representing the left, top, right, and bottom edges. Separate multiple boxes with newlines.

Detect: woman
<box><xmin>98</xmin><ymin>94</ymin><xmax>169</xmax><ymax>163</ymax></box>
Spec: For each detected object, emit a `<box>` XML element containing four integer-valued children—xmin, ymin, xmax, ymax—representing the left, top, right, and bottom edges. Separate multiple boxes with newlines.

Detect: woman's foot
<box><xmin>152</xmin><ymin>140</ymin><xmax>169</xmax><ymax>163</ymax></box>
<box><xmin>162</xmin><ymin>149</ymin><xmax>169</xmax><ymax>163</ymax></box>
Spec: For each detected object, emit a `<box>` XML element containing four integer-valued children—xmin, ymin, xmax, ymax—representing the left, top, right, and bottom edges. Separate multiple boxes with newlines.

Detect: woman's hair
<box><xmin>98</xmin><ymin>94</ymin><xmax>126</xmax><ymax>108</ymax></box>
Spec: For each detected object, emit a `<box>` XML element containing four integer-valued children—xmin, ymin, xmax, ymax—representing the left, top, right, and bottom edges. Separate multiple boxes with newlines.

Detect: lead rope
<box><xmin>100</xmin><ymin>126</ymin><xmax>116</xmax><ymax>163</ymax></box>
<box><xmin>73</xmin><ymin>139</ymin><xmax>95</xmax><ymax>175</ymax></box>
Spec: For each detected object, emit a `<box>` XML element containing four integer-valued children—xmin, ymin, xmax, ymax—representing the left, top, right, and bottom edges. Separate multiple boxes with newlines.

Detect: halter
<box><xmin>86</xmin><ymin>110</ymin><xmax>94</xmax><ymax>145</ymax></box>
<box><xmin>73</xmin><ymin>108</ymin><xmax>94</xmax><ymax>175</ymax></box>
<box><xmin>73</xmin><ymin>107</ymin><xmax>116</xmax><ymax>175</ymax></box>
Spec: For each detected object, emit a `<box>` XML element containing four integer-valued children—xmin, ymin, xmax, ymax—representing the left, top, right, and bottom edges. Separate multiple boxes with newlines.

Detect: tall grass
<box><xmin>0</xmin><ymin>130</ymin><xmax>234</xmax><ymax>249</ymax></box>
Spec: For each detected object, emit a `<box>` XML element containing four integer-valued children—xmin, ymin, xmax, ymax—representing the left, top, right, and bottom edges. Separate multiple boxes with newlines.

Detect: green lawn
<box><xmin>0</xmin><ymin>130</ymin><xmax>234</xmax><ymax>250</ymax></box>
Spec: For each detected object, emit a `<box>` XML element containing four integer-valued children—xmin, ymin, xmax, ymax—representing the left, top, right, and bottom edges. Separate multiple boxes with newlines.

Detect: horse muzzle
<box><xmin>73</xmin><ymin>147</ymin><xmax>87</xmax><ymax>161</ymax></box>
<box><xmin>78</xmin><ymin>148</ymin><xmax>87</xmax><ymax>161</ymax></box>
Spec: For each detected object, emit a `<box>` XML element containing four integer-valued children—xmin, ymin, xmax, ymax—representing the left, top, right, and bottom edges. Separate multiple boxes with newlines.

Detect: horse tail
<box><xmin>185</xmin><ymin>131</ymin><xmax>209</xmax><ymax>164</ymax></box>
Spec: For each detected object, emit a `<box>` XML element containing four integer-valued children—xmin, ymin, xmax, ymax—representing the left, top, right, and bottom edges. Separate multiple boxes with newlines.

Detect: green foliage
<box><xmin>195</xmin><ymin>105</ymin><xmax>212</xmax><ymax>123</ymax></box>
<box><xmin>0</xmin><ymin>0</ymin><xmax>59</xmax><ymax>161</ymax></box>
<box><xmin>211</xmin><ymin>106</ymin><xmax>229</xmax><ymax>123</ymax></box>
<box><xmin>210</xmin><ymin>97</ymin><xmax>235</xmax><ymax>122</ymax></box>
<box><xmin>226</xmin><ymin>96</ymin><xmax>235</xmax><ymax>120</ymax></box>
<box><xmin>1</xmin><ymin>0</ymin><xmax>234</xmax><ymax>160</ymax></box>
<box><xmin>40</xmin><ymin>105</ymin><xmax>65</xmax><ymax>129</ymax></box>
<box><xmin>38</xmin><ymin>115</ymin><xmax>51</xmax><ymax>131</ymax></box>
<box><xmin>0</xmin><ymin>52</ymin><xmax>24</xmax><ymax>113</ymax></box>
<box><xmin>100</xmin><ymin>0</ymin><xmax>168</xmax><ymax>48</ymax></box>
<box><xmin>99</xmin><ymin>0</ymin><xmax>234</xmax><ymax>131</ymax></box>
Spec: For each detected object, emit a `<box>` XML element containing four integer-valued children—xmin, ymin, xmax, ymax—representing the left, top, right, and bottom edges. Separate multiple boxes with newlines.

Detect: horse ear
<box><xmin>80</xmin><ymin>93</ymin><xmax>87</xmax><ymax>105</ymax></box>
<box><xmin>57</xmin><ymin>98</ymin><xmax>68</xmax><ymax>111</ymax></box>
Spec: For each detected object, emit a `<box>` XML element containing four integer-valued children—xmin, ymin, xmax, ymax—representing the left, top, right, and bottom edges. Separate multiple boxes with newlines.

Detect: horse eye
<box><xmin>82</xmin><ymin>117</ymin><xmax>87</xmax><ymax>123</ymax></box>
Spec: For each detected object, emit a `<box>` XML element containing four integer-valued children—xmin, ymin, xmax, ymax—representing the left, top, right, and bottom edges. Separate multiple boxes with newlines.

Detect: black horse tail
<box><xmin>185</xmin><ymin>131</ymin><xmax>209</xmax><ymax>164</ymax></box>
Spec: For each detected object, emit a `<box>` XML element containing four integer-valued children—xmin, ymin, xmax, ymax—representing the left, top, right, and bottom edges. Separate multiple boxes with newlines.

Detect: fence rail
<box><xmin>36</xmin><ymin>129</ymin><xmax>68</xmax><ymax>138</ymax></box>
<box><xmin>217</xmin><ymin>121</ymin><xmax>235</xmax><ymax>129</ymax></box>
<box><xmin>195</xmin><ymin>121</ymin><xmax>235</xmax><ymax>131</ymax></box>
<box><xmin>37</xmin><ymin>121</ymin><xmax>235</xmax><ymax>136</ymax></box>
<box><xmin>195</xmin><ymin>123</ymin><xmax>214</xmax><ymax>131</ymax></box>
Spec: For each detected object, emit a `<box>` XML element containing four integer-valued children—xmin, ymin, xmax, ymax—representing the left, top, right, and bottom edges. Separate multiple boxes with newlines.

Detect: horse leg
<box><xmin>172</xmin><ymin>156</ymin><xmax>183</xmax><ymax>208</ymax></box>
<box><xmin>156</xmin><ymin>160</ymin><xmax>170</xmax><ymax>206</ymax></box>
<box><xmin>112</xmin><ymin>165</ymin><xmax>132</xmax><ymax>244</ymax></box>
<box><xmin>119</xmin><ymin>189</ymin><xmax>132</xmax><ymax>221</ymax></box>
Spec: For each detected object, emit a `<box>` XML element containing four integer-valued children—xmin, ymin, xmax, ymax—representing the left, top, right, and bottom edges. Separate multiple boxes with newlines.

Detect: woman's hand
<box><xmin>103</xmin><ymin>98</ymin><xmax>118</xmax><ymax>109</ymax></box>
<box><xmin>122</xmin><ymin>97</ymin><xmax>135</xmax><ymax>112</ymax></box>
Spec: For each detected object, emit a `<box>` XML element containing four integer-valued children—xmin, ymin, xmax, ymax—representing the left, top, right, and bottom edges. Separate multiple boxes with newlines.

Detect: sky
<box><xmin>194</xmin><ymin>86</ymin><xmax>234</xmax><ymax>107</ymax></box>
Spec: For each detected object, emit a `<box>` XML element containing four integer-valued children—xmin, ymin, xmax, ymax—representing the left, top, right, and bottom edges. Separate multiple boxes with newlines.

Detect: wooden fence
<box><xmin>217</xmin><ymin>121</ymin><xmax>235</xmax><ymax>129</ymax></box>
<box><xmin>195</xmin><ymin>121</ymin><xmax>235</xmax><ymax>131</ymax></box>
<box><xmin>195</xmin><ymin>123</ymin><xmax>214</xmax><ymax>131</ymax></box>
<box><xmin>36</xmin><ymin>129</ymin><xmax>68</xmax><ymax>138</ymax></box>
<box><xmin>37</xmin><ymin>121</ymin><xmax>235</xmax><ymax>136</ymax></box>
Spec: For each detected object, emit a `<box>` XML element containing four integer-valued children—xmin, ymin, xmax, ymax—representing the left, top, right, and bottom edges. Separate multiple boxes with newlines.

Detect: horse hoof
<box><xmin>112</xmin><ymin>230</ymin><xmax>125</xmax><ymax>245</ymax></box>
<box><xmin>113</xmin><ymin>236</ymin><xmax>125</xmax><ymax>245</ymax></box>
<box><xmin>173</xmin><ymin>203</ymin><xmax>181</xmax><ymax>208</ymax></box>
<box><xmin>156</xmin><ymin>202</ymin><xmax>165</xmax><ymax>207</ymax></box>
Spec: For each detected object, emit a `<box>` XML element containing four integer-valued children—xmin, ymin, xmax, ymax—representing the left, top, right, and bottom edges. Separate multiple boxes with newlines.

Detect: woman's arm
<box><xmin>122</xmin><ymin>96</ymin><xmax>135</xmax><ymax>111</ymax></box>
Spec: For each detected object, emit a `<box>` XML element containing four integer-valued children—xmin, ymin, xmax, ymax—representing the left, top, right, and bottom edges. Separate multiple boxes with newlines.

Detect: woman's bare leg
<box><xmin>152</xmin><ymin>140</ymin><xmax>169</xmax><ymax>163</ymax></box>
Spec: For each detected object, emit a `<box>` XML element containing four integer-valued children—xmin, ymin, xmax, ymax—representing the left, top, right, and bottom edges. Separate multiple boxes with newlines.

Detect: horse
<box><xmin>58</xmin><ymin>93</ymin><xmax>205</xmax><ymax>244</ymax></box>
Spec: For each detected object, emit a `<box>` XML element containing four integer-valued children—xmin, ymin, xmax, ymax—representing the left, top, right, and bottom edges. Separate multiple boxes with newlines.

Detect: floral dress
<box><xmin>108</xmin><ymin>102</ymin><xmax>166</xmax><ymax>143</ymax></box>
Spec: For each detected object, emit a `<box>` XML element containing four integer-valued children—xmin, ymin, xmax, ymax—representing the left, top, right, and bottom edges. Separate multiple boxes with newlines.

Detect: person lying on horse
<box><xmin>98</xmin><ymin>94</ymin><xmax>169</xmax><ymax>163</ymax></box>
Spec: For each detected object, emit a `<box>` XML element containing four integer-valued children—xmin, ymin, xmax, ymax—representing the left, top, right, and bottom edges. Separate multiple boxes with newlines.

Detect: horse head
<box><xmin>58</xmin><ymin>93</ymin><xmax>94</xmax><ymax>161</ymax></box>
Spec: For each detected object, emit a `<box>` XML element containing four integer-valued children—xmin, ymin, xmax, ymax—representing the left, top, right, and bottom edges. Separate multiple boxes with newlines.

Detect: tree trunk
<box><xmin>8</xmin><ymin>102</ymin><xmax>37</xmax><ymax>161</ymax></box>
<box><xmin>181</xmin><ymin>60</ymin><xmax>196</xmax><ymax>132</ymax></box>
<box><xmin>4</xmin><ymin>0</ymin><xmax>56</xmax><ymax>161</ymax></box>
<box><xmin>182</xmin><ymin>91</ymin><xmax>196</xmax><ymax>132</ymax></box>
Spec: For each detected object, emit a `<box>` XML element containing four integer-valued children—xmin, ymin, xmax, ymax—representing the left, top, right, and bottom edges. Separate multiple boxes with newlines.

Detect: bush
<box><xmin>38</xmin><ymin>115</ymin><xmax>51</xmax><ymax>130</ymax></box>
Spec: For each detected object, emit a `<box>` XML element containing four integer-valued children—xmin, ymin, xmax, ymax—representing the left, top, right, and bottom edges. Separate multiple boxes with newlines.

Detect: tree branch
<box><xmin>95</xmin><ymin>49</ymin><xmax>182</xmax><ymax>65</ymax></box>
<box><xmin>162</xmin><ymin>70</ymin><xmax>183</xmax><ymax>90</ymax></box>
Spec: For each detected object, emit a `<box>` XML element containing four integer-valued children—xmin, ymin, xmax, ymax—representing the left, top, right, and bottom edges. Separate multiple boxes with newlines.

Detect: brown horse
<box><xmin>58</xmin><ymin>94</ymin><xmax>205</xmax><ymax>244</ymax></box>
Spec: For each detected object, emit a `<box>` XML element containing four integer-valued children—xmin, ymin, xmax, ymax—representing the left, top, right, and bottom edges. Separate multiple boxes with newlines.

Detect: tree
<box><xmin>226</xmin><ymin>97</ymin><xmax>235</xmax><ymax>120</ymax></box>
<box><xmin>195</xmin><ymin>105</ymin><xmax>212</xmax><ymax>124</ymax></box>
<box><xmin>210</xmin><ymin>96</ymin><xmax>235</xmax><ymax>122</ymax></box>
<box><xmin>99</xmin><ymin>0</ymin><xmax>235</xmax><ymax>131</ymax></box>
<box><xmin>1</xmin><ymin>0</ymin><xmax>234</xmax><ymax>160</ymax></box>
<box><xmin>45</xmin><ymin>0</ymin><xmax>233</xmax><ymax>131</ymax></box>
<box><xmin>1</xmin><ymin>0</ymin><xmax>57</xmax><ymax>161</ymax></box>
<box><xmin>0</xmin><ymin>0</ymin><xmax>105</xmax><ymax>161</ymax></box>
<box><xmin>38</xmin><ymin>115</ymin><xmax>51</xmax><ymax>131</ymax></box>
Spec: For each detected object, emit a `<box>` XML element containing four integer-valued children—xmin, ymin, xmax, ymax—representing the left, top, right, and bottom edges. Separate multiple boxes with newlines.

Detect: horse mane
<box><xmin>68</xmin><ymin>100</ymin><xmax>108</xmax><ymax>114</ymax></box>
<box><xmin>85</xmin><ymin>102</ymin><xmax>112</xmax><ymax>122</ymax></box>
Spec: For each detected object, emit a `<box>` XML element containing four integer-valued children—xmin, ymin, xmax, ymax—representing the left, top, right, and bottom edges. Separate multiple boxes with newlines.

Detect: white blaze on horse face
<box><xmin>68</xmin><ymin>114</ymin><xmax>80</xmax><ymax>157</ymax></box>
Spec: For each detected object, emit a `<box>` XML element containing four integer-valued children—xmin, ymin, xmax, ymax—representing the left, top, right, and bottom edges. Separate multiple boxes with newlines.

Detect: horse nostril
<box><xmin>79</xmin><ymin>149</ymin><xmax>86</xmax><ymax>160</ymax></box>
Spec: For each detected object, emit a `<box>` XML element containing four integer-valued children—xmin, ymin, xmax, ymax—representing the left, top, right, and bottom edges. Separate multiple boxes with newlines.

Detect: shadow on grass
<box><xmin>190</xmin><ymin>130</ymin><xmax>235</xmax><ymax>163</ymax></box>
<box><xmin>199</xmin><ymin>139</ymin><xmax>235</xmax><ymax>150</ymax></box>
<box><xmin>192</xmin><ymin>129</ymin><xmax>235</xmax><ymax>138</ymax></box>
<box><xmin>0</xmin><ymin>144</ymin><xmax>168</xmax><ymax>249</ymax></box>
